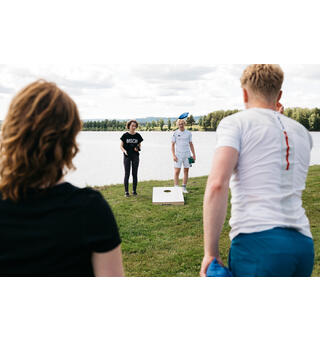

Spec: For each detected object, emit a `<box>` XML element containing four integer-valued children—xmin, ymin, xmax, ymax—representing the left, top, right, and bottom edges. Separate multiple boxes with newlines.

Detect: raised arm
<box><xmin>200</xmin><ymin>146</ymin><xmax>238</xmax><ymax>276</ymax></box>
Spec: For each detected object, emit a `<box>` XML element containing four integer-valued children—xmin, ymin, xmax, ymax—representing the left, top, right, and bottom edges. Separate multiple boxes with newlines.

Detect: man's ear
<box><xmin>277</xmin><ymin>90</ymin><xmax>282</xmax><ymax>103</ymax></box>
<box><xmin>242</xmin><ymin>88</ymin><xmax>249</xmax><ymax>103</ymax></box>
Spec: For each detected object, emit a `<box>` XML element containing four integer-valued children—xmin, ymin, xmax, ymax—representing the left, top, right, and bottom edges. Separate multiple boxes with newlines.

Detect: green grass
<box><xmin>98</xmin><ymin>165</ymin><xmax>320</xmax><ymax>277</ymax></box>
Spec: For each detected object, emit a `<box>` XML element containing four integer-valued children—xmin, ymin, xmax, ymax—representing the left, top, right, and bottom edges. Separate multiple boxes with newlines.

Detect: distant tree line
<box><xmin>82</xmin><ymin>119</ymin><xmax>127</xmax><ymax>131</ymax></box>
<box><xmin>82</xmin><ymin>108</ymin><xmax>320</xmax><ymax>132</ymax></box>
<box><xmin>82</xmin><ymin>115</ymin><xmax>198</xmax><ymax>131</ymax></box>
<box><xmin>199</xmin><ymin>110</ymin><xmax>239</xmax><ymax>131</ymax></box>
<box><xmin>198</xmin><ymin>108</ymin><xmax>320</xmax><ymax>131</ymax></box>
<box><xmin>284</xmin><ymin>107</ymin><xmax>320</xmax><ymax>131</ymax></box>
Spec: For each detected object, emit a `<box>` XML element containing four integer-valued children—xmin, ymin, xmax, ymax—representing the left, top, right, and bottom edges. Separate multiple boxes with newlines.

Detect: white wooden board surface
<box><xmin>152</xmin><ymin>187</ymin><xmax>184</xmax><ymax>205</ymax></box>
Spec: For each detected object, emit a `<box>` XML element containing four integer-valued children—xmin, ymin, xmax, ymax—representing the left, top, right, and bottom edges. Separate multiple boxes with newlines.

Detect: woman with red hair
<box><xmin>0</xmin><ymin>80</ymin><xmax>123</xmax><ymax>276</ymax></box>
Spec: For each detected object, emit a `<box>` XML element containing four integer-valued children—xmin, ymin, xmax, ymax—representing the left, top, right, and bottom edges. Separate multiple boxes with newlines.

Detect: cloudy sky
<box><xmin>0</xmin><ymin>64</ymin><xmax>319</xmax><ymax>120</ymax></box>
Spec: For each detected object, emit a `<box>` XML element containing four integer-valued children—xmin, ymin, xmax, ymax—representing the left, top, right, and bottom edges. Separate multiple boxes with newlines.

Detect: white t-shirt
<box><xmin>172</xmin><ymin>129</ymin><xmax>192</xmax><ymax>155</ymax></box>
<box><xmin>216</xmin><ymin>108</ymin><xmax>313</xmax><ymax>241</ymax></box>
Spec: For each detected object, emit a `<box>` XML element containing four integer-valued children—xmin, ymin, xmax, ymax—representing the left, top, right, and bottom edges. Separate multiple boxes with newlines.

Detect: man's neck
<box><xmin>246</xmin><ymin>102</ymin><xmax>277</xmax><ymax>111</ymax></box>
<box><xmin>179</xmin><ymin>128</ymin><xmax>185</xmax><ymax>132</ymax></box>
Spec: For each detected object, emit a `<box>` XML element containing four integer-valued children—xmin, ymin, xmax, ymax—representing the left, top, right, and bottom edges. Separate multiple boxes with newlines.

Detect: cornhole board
<box><xmin>152</xmin><ymin>187</ymin><xmax>184</xmax><ymax>206</ymax></box>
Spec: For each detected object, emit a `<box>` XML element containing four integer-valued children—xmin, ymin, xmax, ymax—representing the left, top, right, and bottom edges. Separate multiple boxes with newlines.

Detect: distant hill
<box><xmin>128</xmin><ymin>117</ymin><xmax>176</xmax><ymax>123</ymax></box>
<box><xmin>123</xmin><ymin>116</ymin><xmax>201</xmax><ymax>123</ymax></box>
<box><xmin>82</xmin><ymin>116</ymin><xmax>201</xmax><ymax>123</ymax></box>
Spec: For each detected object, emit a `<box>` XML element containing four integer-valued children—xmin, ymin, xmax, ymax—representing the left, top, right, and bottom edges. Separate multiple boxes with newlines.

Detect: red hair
<box><xmin>0</xmin><ymin>80</ymin><xmax>82</xmax><ymax>201</ymax></box>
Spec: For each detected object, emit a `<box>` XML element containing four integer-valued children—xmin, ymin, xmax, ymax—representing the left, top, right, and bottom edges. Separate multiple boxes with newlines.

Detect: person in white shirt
<box><xmin>171</xmin><ymin>119</ymin><xmax>196</xmax><ymax>193</ymax></box>
<box><xmin>200</xmin><ymin>64</ymin><xmax>314</xmax><ymax>277</ymax></box>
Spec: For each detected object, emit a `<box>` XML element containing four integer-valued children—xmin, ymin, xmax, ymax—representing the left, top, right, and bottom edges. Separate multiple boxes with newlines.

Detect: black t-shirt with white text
<box><xmin>120</xmin><ymin>132</ymin><xmax>143</xmax><ymax>156</ymax></box>
<box><xmin>0</xmin><ymin>183</ymin><xmax>121</xmax><ymax>276</ymax></box>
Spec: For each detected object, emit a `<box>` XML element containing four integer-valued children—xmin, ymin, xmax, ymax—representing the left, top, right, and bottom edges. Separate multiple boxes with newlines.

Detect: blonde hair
<box><xmin>176</xmin><ymin>119</ymin><xmax>186</xmax><ymax>126</ymax></box>
<box><xmin>0</xmin><ymin>80</ymin><xmax>81</xmax><ymax>202</ymax></box>
<box><xmin>240</xmin><ymin>64</ymin><xmax>284</xmax><ymax>102</ymax></box>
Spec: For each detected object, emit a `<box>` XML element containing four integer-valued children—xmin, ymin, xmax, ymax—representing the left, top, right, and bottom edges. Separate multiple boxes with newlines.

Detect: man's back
<box><xmin>201</xmin><ymin>64</ymin><xmax>314</xmax><ymax>277</ymax></box>
<box><xmin>216</xmin><ymin>108</ymin><xmax>313</xmax><ymax>240</ymax></box>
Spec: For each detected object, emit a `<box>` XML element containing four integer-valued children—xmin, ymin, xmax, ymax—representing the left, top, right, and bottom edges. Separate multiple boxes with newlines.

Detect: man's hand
<box><xmin>190</xmin><ymin>142</ymin><xmax>196</xmax><ymax>162</ymax></box>
<box><xmin>173</xmin><ymin>155</ymin><xmax>178</xmax><ymax>162</ymax></box>
<box><xmin>124</xmin><ymin>150</ymin><xmax>128</xmax><ymax>156</ymax></box>
<box><xmin>200</xmin><ymin>255</ymin><xmax>224</xmax><ymax>277</ymax></box>
<box><xmin>276</xmin><ymin>102</ymin><xmax>284</xmax><ymax>114</ymax></box>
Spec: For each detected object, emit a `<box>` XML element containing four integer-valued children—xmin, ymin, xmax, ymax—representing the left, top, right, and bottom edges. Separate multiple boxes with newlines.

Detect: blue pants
<box><xmin>229</xmin><ymin>227</ymin><xmax>314</xmax><ymax>277</ymax></box>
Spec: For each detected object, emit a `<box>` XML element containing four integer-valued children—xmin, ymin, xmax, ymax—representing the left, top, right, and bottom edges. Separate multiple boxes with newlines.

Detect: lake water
<box><xmin>65</xmin><ymin>131</ymin><xmax>320</xmax><ymax>187</ymax></box>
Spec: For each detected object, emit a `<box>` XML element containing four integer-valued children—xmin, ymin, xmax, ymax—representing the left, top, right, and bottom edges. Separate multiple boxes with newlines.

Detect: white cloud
<box><xmin>282</xmin><ymin>64</ymin><xmax>320</xmax><ymax>80</ymax></box>
<box><xmin>0</xmin><ymin>64</ymin><xmax>319</xmax><ymax>120</ymax></box>
<box><xmin>133</xmin><ymin>65</ymin><xmax>217</xmax><ymax>82</ymax></box>
<box><xmin>0</xmin><ymin>86</ymin><xmax>14</xmax><ymax>94</ymax></box>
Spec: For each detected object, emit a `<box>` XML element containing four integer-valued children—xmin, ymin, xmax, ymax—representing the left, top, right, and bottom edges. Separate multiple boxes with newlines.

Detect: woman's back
<box><xmin>0</xmin><ymin>183</ymin><xmax>121</xmax><ymax>276</ymax></box>
<box><xmin>0</xmin><ymin>80</ymin><xmax>123</xmax><ymax>276</ymax></box>
<box><xmin>0</xmin><ymin>183</ymin><xmax>120</xmax><ymax>276</ymax></box>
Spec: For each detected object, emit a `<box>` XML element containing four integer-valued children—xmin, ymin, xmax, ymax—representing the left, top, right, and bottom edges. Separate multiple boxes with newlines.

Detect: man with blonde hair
<box><xmin>171</xmin><ymin>118</ymin><xmax>196</xmax><ymax>193</ymax></box>
<box><xmin>200</xmin><ymin>64</ymin><xmax>314</xmax><ymax>277</ymax></box>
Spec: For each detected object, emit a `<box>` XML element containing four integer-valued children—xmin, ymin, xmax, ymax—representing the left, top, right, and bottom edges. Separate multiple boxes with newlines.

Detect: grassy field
<box><xmin>98</xmin><ymin>165</ymin><xmax>320</xmax><ymax>277</ymax></box>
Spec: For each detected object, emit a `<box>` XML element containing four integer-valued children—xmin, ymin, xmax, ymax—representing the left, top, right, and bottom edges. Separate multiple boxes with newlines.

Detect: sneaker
<box><xmin>132</xmin><ymin>192</ymin><xmax>138</xmax><ymax>196</ymax></box>
<box><xmin>182</xmin><ymin>186</ymin><xmax>188</xmax><ymax>194</ymax></box>
<box><xmin>125</xmin><ymin>192</ymin><xmax>130</xmax><ymax>197</ymax></box>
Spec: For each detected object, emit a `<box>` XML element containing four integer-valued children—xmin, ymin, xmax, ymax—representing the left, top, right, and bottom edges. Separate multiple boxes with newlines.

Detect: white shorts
<box><xmin>174</xmin><ymin>154</ymin><xmax>191</xmax><ymax>169</ymax></box>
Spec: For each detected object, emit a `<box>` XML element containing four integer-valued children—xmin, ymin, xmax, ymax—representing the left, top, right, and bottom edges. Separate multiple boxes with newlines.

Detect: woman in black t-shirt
<box><xmin>120</xmin><ymin>120</ymin><xmax>143</xmax><ymax>197</ymax></box>
<box><xmin>0</xmin><ymin>80</ymin><xmax>123</xmax><ymax>276</ymax></box>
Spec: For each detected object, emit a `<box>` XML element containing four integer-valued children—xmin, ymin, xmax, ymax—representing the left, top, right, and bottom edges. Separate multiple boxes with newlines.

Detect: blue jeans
<box><xmin>229</xmin><ymin>227</ymin><xmax>314</xmax><ymax>277</ymax></box>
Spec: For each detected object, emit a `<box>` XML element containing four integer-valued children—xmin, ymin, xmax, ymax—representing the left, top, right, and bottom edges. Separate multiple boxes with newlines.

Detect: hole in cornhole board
<box><xmin>152</xmin><ymin>187</ymin><xmax>184</xmax><ymax>206</ymax></box>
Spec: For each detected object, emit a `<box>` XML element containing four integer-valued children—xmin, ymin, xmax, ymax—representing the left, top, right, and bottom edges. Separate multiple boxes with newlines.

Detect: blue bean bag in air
<box><xmin>179</xmin><ymin>112</ymin><xmax>189</xmax><ymax>119</ymax></box>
